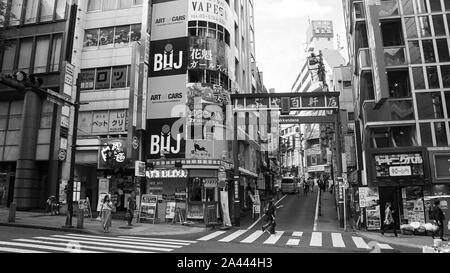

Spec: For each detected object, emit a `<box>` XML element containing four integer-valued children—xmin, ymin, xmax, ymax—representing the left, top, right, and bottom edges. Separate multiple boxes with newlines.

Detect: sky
<box><xmin>254</xmin><ymin>0</ymin><xmax>348</xmax><ymax>92</ymax></box>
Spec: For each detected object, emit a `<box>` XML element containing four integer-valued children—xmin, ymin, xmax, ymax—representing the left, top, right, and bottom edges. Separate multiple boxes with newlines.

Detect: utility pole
<box><xmin>233</xmin><ymin>112</ymin><xmax>240</xmax><ymax>227</ymax></box>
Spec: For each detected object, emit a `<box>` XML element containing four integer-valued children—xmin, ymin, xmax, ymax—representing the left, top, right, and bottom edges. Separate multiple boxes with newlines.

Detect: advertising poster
<box><xmin>149</xmin><ymin>37</ymin><xmax>188</xmax><ymax>77</ymax></box>
<box><xmin>140</xmin><ymin>194</ymin><xmax>158</xmax><ymax>221</ymax></box>
<box><xmin>188</xmin><ymin>36</ymin><xmax>229</xmax><ymax>74</ymax></box>
<box><xmin>220</xmin><ymin>190</ymin><xmax>232</xmax><ymax>227</ymax></box>
<box><xmin>188</xmin><ymin>0</ymin><xmax>233</xmax><ymax>32</ymax></box>
<box><xmin>359</xmin><ymin>187</ymin><xmax>369</xmax><ymax>208</ymax></box>
<box><xmin>59</xmin><ymin>180</ymin><xmax>68</xmax><ymax>203</ymax></box>
<box><xmin>402</xmin><ymin>187</ymin><xmax>425</xmax><ymax>224</ymax></box>
<box><xmin>151</xmin><ymin>0</ymin><xmax>188</xmax><ymax>41</ymax></box>
<box><xmin>166</xmin><ymin>202</ymin><xmax>176</xmax><ymax>219</ymax></box>
<box><xmin>366</xmin><ymin>205</ymin><xmax>381</xmax><ymax>230</ymax></box>
<box><xmin>146</xmin><ymin>118</ymin><xmax>186</xmax><ymax>159</ymax></box>
<box><xmin>147</xmin><ymin>74</ymin><xmax>187</xmax><ymax>119</ymax></box>
<box><xmin>98</xmin><ymin>138</ymin><xmax>127</xmax><ymax>169</ymax></box>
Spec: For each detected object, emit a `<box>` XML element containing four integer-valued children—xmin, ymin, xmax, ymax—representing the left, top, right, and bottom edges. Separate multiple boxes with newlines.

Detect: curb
<box><xmin>0</xmin><ymin>222</ymin><xmax>91</xmax><ymax>234</ymax></box>
<box><xmin>356</xmin><ymin>231</ymin><xmax>426</xmax><ymax>250</ymax></box>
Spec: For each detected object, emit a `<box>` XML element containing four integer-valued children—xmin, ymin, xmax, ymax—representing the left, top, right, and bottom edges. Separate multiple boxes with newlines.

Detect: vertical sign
<box><xmin>364</xmin><ymin>0</ymin><xmax>389</xmax><ymax>108</ymax></box>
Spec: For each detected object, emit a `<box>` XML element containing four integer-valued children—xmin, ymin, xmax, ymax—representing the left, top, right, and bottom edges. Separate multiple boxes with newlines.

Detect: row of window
<box><xmin>80</xmin><ymin>66</ymin><xmax>131</xmax><ymax>91</ymax></box>
<box><xmin>83</xmin><ymin>24</ymin><xmax>141</xmax><ymax>49</ymax></box>
<box><xmin>188</xmin><ymin>21</ymin><xmax>231</xmax><ymax>47</ymax></box>
<box><xmin>408</xmin><ymin>38</ymin><xmax>450</xmax><ymax>65</ymax></box>
<box><xmin>0</xmin><ymin>34</ymin><xmax>62</xmax><ymax>74</ymax></box>
<box><xmin>188</xmin><ymin>69</ymin><xmax>231</xmax><ymax>91</ymax></box>
<box><xmin>78</xmin><ymin>109</ymin><xmax>128</xmax><ymax>136</ymax></box>
<box><xmin>0</xmin><ymin>0</ymin><xmax>66</xmax><ymax>27</ymax></box>
<box><xmin>87</xmin><ymin>0</ymin><xmax>143</xmax><ymax>12</ymax></box>
<box><xmin>401</xmin><ymin>0</ymin><xmax>450</xmax><ymax>15</ymax></box>
<box><xmin>0</xmin><ymin>100</ymin><xmax>53</xmax><ymax>131</ymax></box>
<box><xmin>411</xmin><ymin>65</ymin><xmax>450</xmax><ymax>89</ymax></box>
<box><xmin>404</xmin><ymin>14</ymin><xmax>450</xmax><ymax>39</ymax></box>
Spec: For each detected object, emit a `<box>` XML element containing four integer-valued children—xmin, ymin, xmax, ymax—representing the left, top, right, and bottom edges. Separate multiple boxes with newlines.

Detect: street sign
<box><xmin>278</xmin><ymin>115</ymin><xmax>335</xmax><ymax>124</ymax></box>
<box><xmin>64</xmin><ymin>63</ymin><xmax>74</xmax><ymax>86</ymax></box>
<box><xmin>58</xmin><ymin>149</ymin><xmax>67</xmax><ymax>161</ymax></box>
<box><xmin>46</xmin><ymin>89</ymin><xmax>75</xmax><ymax>106</ymax></box>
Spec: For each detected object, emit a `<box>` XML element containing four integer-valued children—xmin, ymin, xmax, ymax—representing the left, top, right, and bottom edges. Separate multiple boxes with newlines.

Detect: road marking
<box><xmin>313</xmin><ymin>190</ymin><xmax>320</xmax><ymax>231</ymax></box>
<box><xmin>241</xmin><ymin>230</ymin><xmax>264</xmax><ymax>243</ymax></box>
<box><xmin>263</xmin><ymin>231</ymin><xmax>284</xmax><ymax>244</ymax></box>
<box><xmin>352</xmin><ymin>237</ymin><xmax>370</xmax><ymax>249</ymax></box>
<box><xmin>14</xmin><ymin>239</ymin><xmax>144</xmax><ymax>253</ymax></box>
<box><xmin>246</xmin><ymin>195</ymin><xmax>287</xmax><ymax>230</ymax></box>
<box><xmin>286</xmin><ymin>239</ymin><xmax>300</xmax><ymax>246</ymax></box>
<box><xmin>292</xmin><ymin>232</ymin><xmax>303</xmax><ymax>237</ymax></box>
<box><xmin>0</xmin><ymin>240</ymin><xmax>97</xmax><ymax>253</ymax></box>
<box><xmin>66</xmin><ymin>233</ymin><xmax>191</xmax><ymax>246</ymax></box>
<box><xmin>378</xmin><ymin>243</ymin><xmax>393</xmax><ymax>250</ymax></box>
<box><xmin>0</xmin><ymin>246</ymin><xmax>49</xmax><ymax>253</ymax></box>
<box><xmin>310</xmin><ymin>232</ymin><xmax>322</xmax><ymax>247</ymax></box>
<box><xmin>331</xmin><ymin>233</ymin><xmax>345</xmax><ymax>248</ymax></box>
<box><xmin>118</xmin><ymin>236</ymin><xmax>197</xmax><ymax>244</ymax></box>
<box><xmin>219</xmin><ymin>230</ymin><xmax>247</xmax><ymax>242</ymax></box>
<box><xmin>197</xmin><ymin>231</ymin><xmax>227</xmax><ymax>241</ymax></box>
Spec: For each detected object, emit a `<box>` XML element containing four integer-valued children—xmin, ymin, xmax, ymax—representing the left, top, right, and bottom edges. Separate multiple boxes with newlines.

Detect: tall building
<box><xmin>0</xmin><ymin>0</ymin><xmax>75</xmax><ymax>210</ymax></box>
<box><xmin>343</xmin><ymin>0</ymin><xmax>450</xmax><ymax>230</ymax></box>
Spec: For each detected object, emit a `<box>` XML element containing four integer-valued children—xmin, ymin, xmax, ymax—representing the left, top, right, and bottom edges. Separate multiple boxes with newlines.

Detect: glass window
<box><xmin>445</xmin><ymin>0</ymin><xmax>450</xmax><ymax>10</ymax></box>
<box><xmin>95</xmin><ymin>67</ymin><xmax>111</xmax><ymax>89</ymax></box>
<box><xmin>1</xmin><ymin>41</ymin><xmax>16</xmax><ymax>73</ymax></box>
<box><xmin>445</xmin><ymin>92</ymin><xmax>450</xmax><ymax>116</ymax></box>
<box><xmin>436</xmin><ymin>39</ymin><xmax>450</xmax><ymax>62</ymax></box>
<box><xmin>404</xmin><ymin>17</ymin><xmax>417</xmax><ymax>38</ymax></box>
<box><xmin>34</xmin><ymin>36</ymin><xmax>50</xmax><ymax>73</ymax></box>
<box><xmin>80</xmin><ymin>69</ymin><xmax>95</xmax><ymax>90</ymax></box>
<box><xmin>111</xmin><ymin>66</ymin><xmax>127</xmax><ymax>88</ymax></box>
<box><xmin>114</xmin><ymin>25</ymin><xmax>129</xmax><ymax>46</ymax></box>
<box><xmin>442</xmin><ymin>66</ymin><xmax>450</xmax><ymax>87</ymax></box>
<box><xmin>40</xmin><ymin>0</ymin><xmax>55</xmax><ymax>22</ymax></box>
<box><xmin>119</xmin><ymin>0</ymin><xmax>133</xmax><ymax>8</ymax></box>
<box><xmin>17</xmin><ymin>38</ymin><xmax>33</xmax><ymax>73</ymax></box>
<box><xmin>130</xmin><ymin>24</ymin><xmax>141</xmax><ymax>42</ymax></box>
<box><xmin>87</xmin><ymin>0</ymin><xmax>101</xmax><ymax>11</ymax></box>
<box><xmin>99</xmin><ymin>27</ymin><xmax>114</xmax><ymax>48</ymax></box>
<box><xmin>55</xmin><ymin>0</ymin><xmax>66</xmax><ymax>19</ymax></box>
<box><xmin>432</xmin><ymin>15</ymin><xmax>446</xmax><ymax>36</ymax></box>
<box><xmin>415</xmin><ymin>0</ymin><xmax>428</xmax><ymax>13</ymax></box>
<box><xmin>420</xmin><ymin>123</ymin><xmax>433</xmax><ymax>146</ymax></box>
<box><xmin>408</xmin><ymin>40</ymin><xmax>422</xmax><ymax>64</ymax></box>
<box><xmin>401</xmin><ymin>0</ymin><xmax>415</xmax><ymax>14</ymax></box>
<box><xmin>24</xmin><ymin>0</ymin><xmax>39</xmax><ymax>24</ymax></box>
<box><xmin>9</xmin><ymin>0</ymin><xmax>23</xmax><ymax>26</ymax></box>
<box><xmin>84</xmin><ymin>29</ymin><xmax>99</xmax><ymax>48</ymax></box>
<box><xmin>416</xmin><ymin>92</ymin><xmax>444</xmax><ymax>119</ymax></box>
<box><xmin>50</xmin><ymin>34</ymin><xmax>62</xmax><ymax>72</ymax></box>
<box><xmin>427</xmin><ymin>66</ymin><xmax>440</xmax><ymax>88</ymax></box>
<box><xmin>429</xmin><ymin>0</ymin><xmax>442</xmax><ymax>11</ymax></box>
<box><xmin>423</xmin><ymin>39</ymin><xmax>436</xmax><ymax>63</ymax></box>
<box><xmin>412</xmin><ymin>67</ymin><xmax>426</xmax><ymax>89</ymax></box>
<box><xmin>133</xmin><ymin>0</ymin><xmax>142</xmax><ymax>5</ymax></box>
<box><xmin>435</xmin><ymin>122</ymin><xmax>447</xmax><ymax>146</ymax></box>
<box><xmin>418</xmin><ymin>16</ymin><xmax>432</xmax><ymax>37</ymax></box>
<box><xmin>103</xmin><ymin>0</ymin><xmax>117</xmax><ymax>10</ymax></box>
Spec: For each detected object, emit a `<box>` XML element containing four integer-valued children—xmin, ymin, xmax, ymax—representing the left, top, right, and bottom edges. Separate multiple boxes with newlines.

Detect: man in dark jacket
<box><xmin>432</xmin><ymin>200</ymin><xmax>447</xmax><ymax>241</ymax></box>
<box><xmin>127</xmin><ymin>192</ymin><xmax>137</xmax><ymax>226</ymax></box>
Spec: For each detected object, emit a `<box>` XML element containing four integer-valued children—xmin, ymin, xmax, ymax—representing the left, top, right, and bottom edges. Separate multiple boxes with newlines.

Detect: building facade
<box><xmin>343</xmin><ymin>0</ymin><xmax>450</xmax><ymax>232</ymax></box>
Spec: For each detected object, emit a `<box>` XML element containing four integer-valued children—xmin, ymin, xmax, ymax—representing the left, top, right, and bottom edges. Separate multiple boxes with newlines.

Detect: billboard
<box><xmin>151</xmin><ymin>0</ymin><xmax>188</xmax><ymax>41</ymax></box>
<box><xmin>147</xmin><ymin>74</ymin><xmax>187</xmax><ymax>119</ymax></box>
<box><xmin>186</xmin><ymin>139</ymin><xmax>228</xmax><ymax>160</ymax></box>
<box><xmin>310</xmin><ymin>20</ymin><xmax>334</xmax><ymax>38</ymax></box>
<box><xmin>148</xmin><ymin>37</ymin><xmax>189</xmax><ymax>77</ymax></box>
<box><xmin>146</xmin><ymin>118</ymin><xmax>186</xmax><ymax>159</ymax></box>
<box><xmin>98</xmin><ymin>138</ymin><xmax>128</xmax><ymax>169</ymax></box>
<box><xmin>374</xmin><ymin>153</ymin><xmax>424</xmax><ymax>178</ymax></box>
<box><xmin>188</xmin><ymin>0</ymin><xmax>233</xmax><ymax>32</ymax></box>
<box><xmin>188</xmin><ymin>36</ymin><xmax>229</xmax><ymax>74</ymax></box>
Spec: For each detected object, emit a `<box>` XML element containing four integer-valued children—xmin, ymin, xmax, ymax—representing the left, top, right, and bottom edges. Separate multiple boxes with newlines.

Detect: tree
<box><xmin>0</xmin><ymin>0</ymin><xmax>15</xmax><ymax>54</ymax></box>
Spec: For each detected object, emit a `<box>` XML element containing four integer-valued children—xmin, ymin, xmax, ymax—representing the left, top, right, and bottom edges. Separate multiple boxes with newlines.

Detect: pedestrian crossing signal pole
<box><xmin>233</xmin><ymin>112</ymin><xmax>240</xmax><ymax>227</ymax></box>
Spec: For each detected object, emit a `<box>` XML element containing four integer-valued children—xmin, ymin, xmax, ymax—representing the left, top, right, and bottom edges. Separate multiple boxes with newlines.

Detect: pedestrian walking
<box><xmin>432</xmin><ymin>200</ymin><xmax>447</xmax><ymax>241</ymax></box>
<box><xmin>127</xmin><ymin>192</ymin><xmax>137</xmax><ymax>226</ymax></box>
<box><xmin>381</xmin><ymin>202</ymin><xmax>398</xmax><ymax>237</ymax></box>
<box><xmin>100</xmin><ymin>195</ymin><xmax>113</xmax><ymax>233</ymax></box>
<box><xmin>261</xmin><ymin>200</ymin><xmax>283</xmax><ymax>234</ymax></box>
<box><xmin>303</xmin><ymin>180</ymin><xmax>309</xmax><ymax>195</ymax></box>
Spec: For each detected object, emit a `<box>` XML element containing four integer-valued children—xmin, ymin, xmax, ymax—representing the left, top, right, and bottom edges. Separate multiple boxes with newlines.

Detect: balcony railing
<box><xmin>358</xmin><ymin>46</ymin><xmax>407</xmax><ymax>72</ymax></box>
<box><xmin>363</xmin><ymin>99</ymin><xmax>415</xmax><ymax>123</ymax></box>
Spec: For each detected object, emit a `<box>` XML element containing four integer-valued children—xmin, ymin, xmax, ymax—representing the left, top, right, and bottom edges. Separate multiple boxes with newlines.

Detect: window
<box><xmin>119</xmin><ymin>0</ymin><xmax>133</xmax><ymax>8</ymax></box>
<box><xmin>55</xmin><ymin>0</ymin><xmax>66</xmax><ymax>20</ymax></box>
<box><xmin>50</xmin><ymin>34</ymin><xmax>62</xmax><ymax>72</ymax></box>
<box><xmin>442</xmin><ymin>66</ymin><xmax>450</xmax><ymax>87</ymax></box>
<box><xmin>1</xmin><ymin>41</ymin><xmax>16</xmax><ymax>73</ymax></box>
<box><xmin>429</xmin><ymin>0</ymin><xmax>442</xmax><ymax>11</ymax></box>
<box><xmin>111</xmin><ymin>66</ymin><xmax>127</xmax><ymax>88</ymax></box>
<box><xmin>415</xmin><ymin>0</ymin><xmax>428</xmax><ymax>13</ymax></box>
<box><xmin>99</xmin><ymin>27</ymin><xmax>114</xmax><ymax>48</ymax></box>
<box><xmin>422</xmin><ymin>39</ymin><xmax>436</xmax><ymax>63</ymax></box>
<box><xmin>24</xmin><ymin>0</ymin><xmax>39</xmax><ymax>24</ymax></box>
<box><xmin>416</xmin><ymin>92</ymin><xmax>444</xmax><ymax>119</ymax></box>
<box><xmin>420</xmin><ymin>123</ymin><xmax>433</xmax><ymax>146</ymax></box>
<box><xmin>114</xmin><ymin>25</ymin><xmax>130</xmax><ymax>46</ymax></box>
<box><xmin>9</xmin><ymin>0</ymin><xmax>23</xmax><ymax>26</ymax></box>
<box><xmin>103</xmin><ymin>0</ymin><xmax>117</xmax><ymax>10</ymax></box>
<box><xmin>95</xmin><ymin>67</ymin><xmax>112</xmax><ymax>90</ymax></box>
<box><xmin>387</xmin><ymin>70</ymin><xmax>411</xmax><ymax>98</ymax></box>
<box><xmin>84</xmin><ymin>29</ymin><xmax>99</xmax><ymax>48</ymax></box>
<box><xmin>418</xmin><ymin>16</ymin><xmax>432</xmax><ymax>37</ymax></box>
<box><xmin>40</xmin><ymin>0</ymin><xmax>55</xmax><ymax>22</ymax></box>
<box><xmin>88</xmin><ymin>0</ymin><xmax>101</xmax><ymax>11</ymax></box>
<box><xmin>426</xmin><ymin>66</ymin><xmax>440</xmax><ymax>88</ymax></box>
<box><xmin>408</xmin><ymin>41</ymin><xmax>422</xmax><ymax>64</ymax></box>
<box><xmin>73</xmin><ymin>181</ymin><xmax>81</xmax><ymax>202</ymax></box>
<box><xmin>412</xmin><ymin>67</ymin><xmax>425</xmax><ymax>89</ymax></box>
<box><xmin>381</xmin><ymin>21</ymin><xmax>404</xmax><ymax>46</ymax></box>
<box><xmin>401</xmin><ymin>0</ymin><xmax>414</xmax><ymax>14</ymax></box>
<box><xmin>130</xmin><ymin>24</ymin><xmax>141</xmax><ymax>42</ymax></box>
<box><xmin>436</xmin><ymin>39</ymin><xmax>450</xmax><ymax>62</ymax></box>
<box><xmin>17</xmin><ymin>38</ymin><xmax>33</xmax><ymax>73</ymax></box>
<box><xmin>34</xmin><ymin>36</ymin><xmax>50</xmax><ymax>73</ymax></box>
<box><xmin>445</xmin><ymin>0</ymin><xmax>450</xmax><ymax>10</ymax></box>
<box><xmin>435</xmin><ymin>122</ymin><xmax>447</xmax><ymax>146</ymax></box>
<box><xmin>80</xmin><ymin>69</ymin><xmax>95</xmax><ymax>90</ymax></box>
<box><xmin>432</xmin><ymin>15</ymin><xmax>446</xmax><ymax>36</ymax></box>
<box><xmin>404</xmin><ymin>17</ymin><xmax>417</xmax><ymax>38</ymax></box>
<box><xmin>80</xmin><ymin>66</ymin><xmax>131</xmax><ymax>90</ymax></box>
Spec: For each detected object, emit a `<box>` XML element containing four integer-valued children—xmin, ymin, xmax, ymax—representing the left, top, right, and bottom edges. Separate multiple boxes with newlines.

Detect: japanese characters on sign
<box><xmin>374</xmin><ymin>153</ymin><xmax>424</xmax><ymax>178</ymax></box>
<box><xmin>98</xmin><ymin>138</ymin><xmax>128</xmax><ymax>169</ymax></box>
<box><xmin>188</xmin><ymin>37</ymin><xmax>229</xmax><ymax>74</ymax></box>
<box><xmin>232</xmin><ymin>94</ymin><xmax>339</xmax><ymax>110</ymax></box>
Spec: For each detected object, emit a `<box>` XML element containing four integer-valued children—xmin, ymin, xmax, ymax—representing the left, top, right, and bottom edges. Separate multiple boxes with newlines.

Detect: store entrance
<box><xmin>378</xmin><ymin>186</ymin><xmax>402</xmax><ymax>228</ymax></box>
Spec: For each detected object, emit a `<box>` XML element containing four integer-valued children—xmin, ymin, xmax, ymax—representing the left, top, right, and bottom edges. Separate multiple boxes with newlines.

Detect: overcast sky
<box><xmin>254</xmin><ymin>0</ymin><xmax>348</xmax><ymax>92</ymax></box>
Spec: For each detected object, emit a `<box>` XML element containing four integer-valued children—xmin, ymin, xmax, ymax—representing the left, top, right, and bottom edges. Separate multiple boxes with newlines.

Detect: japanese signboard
<box><xmin>374</xmin><ymin>153</ymin><xmax>424</xmax><ymax>178</ymax></box>
<box><xmin>98</xmin><ymin>138</ymin><xmax>128</xmax><ymax>169</ymax></box>
<box><xmin>188</xmin><ymin>36</ymin><xmax>229</xmax><ymax>74</ymax></box>
<box><xmin>310</xmin><ymin>20</ymin><xmax>334</xmax><ymax>38</ymax></box>
<box><xmin>188</xmin><ymin>0</ymin><xmax>233</xmax><ymax>32</ymax></box>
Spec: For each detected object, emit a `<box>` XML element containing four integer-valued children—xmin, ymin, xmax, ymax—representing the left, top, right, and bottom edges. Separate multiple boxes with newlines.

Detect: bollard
<box><xmin>8</xmin><ymin>202</ymin><xmax>16</xmax><ymax>223</ymax></box>
<box><xmin>76</xmin><ymin>211</ymin><xmax>84</xmax><ymax>229</ymax></box>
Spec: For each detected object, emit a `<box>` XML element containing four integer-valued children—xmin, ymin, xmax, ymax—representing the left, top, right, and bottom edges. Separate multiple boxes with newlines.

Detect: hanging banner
<box><xmin>220</xmin><ymin>190</ymin><xmax>232</xmax><ymax>227</ymax></box>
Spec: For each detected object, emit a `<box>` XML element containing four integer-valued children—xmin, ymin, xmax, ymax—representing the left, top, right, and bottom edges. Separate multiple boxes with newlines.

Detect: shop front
<box><xmin>365</xmin><ymin>147</ymin><xmax>431</xmax><ymax>230</ymax></box>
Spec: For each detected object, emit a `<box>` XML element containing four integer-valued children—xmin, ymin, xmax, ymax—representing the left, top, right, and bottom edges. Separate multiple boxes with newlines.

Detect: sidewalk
<box><xmin>357</xmin><ymin>231</ymin><xmax>435</xmax><ymax>250</ymax></box>
<box><xmin>317</xmin><ymin>190</ymin><xmax>341</xmax><ymax>232</ymax></box>
<box><xmin>0</xmin><ymin>208</ymin><xmax>208</xmax><ymax>236</ymax></box>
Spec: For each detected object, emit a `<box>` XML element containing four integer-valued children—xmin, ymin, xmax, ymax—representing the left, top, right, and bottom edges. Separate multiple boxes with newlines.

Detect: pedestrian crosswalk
<box><xmin>0</xmin><ymin>233</ymin><xmax>197</xmax><ymax>253</ymax></box>
<box><xmin>196</xmin><ymin>229</ymin><xmax>395</xmax><ymax>251</ymax></box>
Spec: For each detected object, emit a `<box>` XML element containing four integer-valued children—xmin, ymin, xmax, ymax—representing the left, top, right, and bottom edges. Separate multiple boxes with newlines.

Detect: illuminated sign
<box><xmin>146</xmin><ymin>169</ymin><xmax>188</xmax><ymax>178</ymax></box>
<box><xmin>374</xmin><ymin>153</ymin><xmax>424</xmax><ymax>177</ymax></box>
<box><xmin>98</xmin><ymin>138</ymin><xmax>128</xmax><ymax>169</ymax></box>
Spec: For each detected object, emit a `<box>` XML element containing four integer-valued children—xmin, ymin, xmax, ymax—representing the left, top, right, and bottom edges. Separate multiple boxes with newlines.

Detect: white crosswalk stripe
<box><xmin>196</xmin><ymin>230</ymin><xmax>395</xmax><ymax>251</ymax></box>
<box><xmin>0</xmin><ymin>233</ymin><xmax>196</xmax><ymax>253</ymax></box>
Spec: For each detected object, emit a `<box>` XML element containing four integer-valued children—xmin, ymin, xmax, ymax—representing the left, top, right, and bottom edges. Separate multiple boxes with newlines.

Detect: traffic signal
<box><xmin>12</xmin><ymin>71</ymin><xmax>43</xmax><ymax>88</ymax></box>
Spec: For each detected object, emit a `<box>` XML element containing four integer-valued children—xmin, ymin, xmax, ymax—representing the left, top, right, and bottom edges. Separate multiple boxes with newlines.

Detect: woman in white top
<box><xmin>100</xmin><ymin>195</ymin><xmax>113</xmax><ymax>233</ymax></box>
